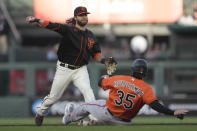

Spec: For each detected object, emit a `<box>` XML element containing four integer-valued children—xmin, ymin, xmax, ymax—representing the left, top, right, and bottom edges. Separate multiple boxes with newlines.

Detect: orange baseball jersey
<box><xmin>101</xmin><ymin>75</ymin><xmax>157</xmax><ymax>120</ymax></box>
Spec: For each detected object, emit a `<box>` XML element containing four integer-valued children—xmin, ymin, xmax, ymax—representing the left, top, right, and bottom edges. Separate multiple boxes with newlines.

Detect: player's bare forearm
<box><xmin>26</xmin><ymin>16</ymin><xmax>62</xmax><ymax>32</ymax></box>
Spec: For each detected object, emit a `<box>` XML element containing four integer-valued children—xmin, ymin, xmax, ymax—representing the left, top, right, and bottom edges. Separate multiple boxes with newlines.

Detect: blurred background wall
<box><xmin>1</xmin><ymin>0</ymin><xmax>197</xmax><ymax>117</ymax></box>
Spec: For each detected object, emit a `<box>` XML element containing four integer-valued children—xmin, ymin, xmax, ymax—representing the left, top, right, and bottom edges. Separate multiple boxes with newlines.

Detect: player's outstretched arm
<box><xmin>149</xmin><ymin>100</ymin><xmax>188</xmax><ymax>120</ymax></box>
<box><xmin>26</xmin><ymin>16</ymin><xmax>65</xmax><ymax>33</ymax></box>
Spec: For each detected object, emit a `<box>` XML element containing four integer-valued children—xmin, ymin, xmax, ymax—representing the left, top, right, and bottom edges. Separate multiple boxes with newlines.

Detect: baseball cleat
<box><xmin>62</xmin><ymin>103</ymin><xmax>75</xmax><ymax>125</ymax></box>
<box><xmin>35</xmin><ymin>114</ymin><xmax>44</xmax><ymax>126</ymax></box>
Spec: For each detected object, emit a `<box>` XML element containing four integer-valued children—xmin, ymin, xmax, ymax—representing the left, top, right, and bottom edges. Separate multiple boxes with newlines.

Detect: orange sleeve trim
<box><xmin>94</xmin><ymin>53</ymin><xmax>102</xmax><ymax>61</ymax></box>
<box><xmin>42</xmin><ymin>20</ymin><xmax>50</xmax><ymax>27</ymax></box>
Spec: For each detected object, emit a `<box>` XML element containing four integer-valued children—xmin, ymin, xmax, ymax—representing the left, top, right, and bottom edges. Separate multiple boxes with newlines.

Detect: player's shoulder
<box><xmin>86</xmin><ymin>29</ymin><xmax>94</xmax><ymax>35</ymax></box>
<box><xmin>86</xmin><ymin>28</ymin><xmax>92</xmax><ymax>32</ymax></box>
<box><xmin>138</xmin><ymin>79</ymin><xmax>152</xmax><ymax>90</ymax></box>
<box><xmin>59</xmin><ymin>23</ymin><xmax>68</xmax><ymax>26</ymax></box>
<box><xmin>111</xmin><ymin>75</ymin><xmax>131</xmax><ymax>79</ymax></box>
<box><xmin>60</xmin><ymin>23</ymin><xmax>73</xmax><ymax>29</ymax></box>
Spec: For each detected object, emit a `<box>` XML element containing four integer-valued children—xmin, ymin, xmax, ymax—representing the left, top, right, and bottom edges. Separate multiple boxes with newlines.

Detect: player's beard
<box><xmin>76</xmin><ymin>20</ymin><xmax>88</xmax><ymax>27</ymax></box>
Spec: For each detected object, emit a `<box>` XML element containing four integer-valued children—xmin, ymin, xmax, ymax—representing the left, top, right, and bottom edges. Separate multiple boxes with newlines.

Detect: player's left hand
<box><xmin>174</xmin><ymin>109</ymin><xmax>188</xmax><ymax>120</ymax></box>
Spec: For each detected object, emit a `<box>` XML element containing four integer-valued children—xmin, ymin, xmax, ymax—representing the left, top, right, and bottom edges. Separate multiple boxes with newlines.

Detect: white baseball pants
<box><xmin>37</xmin><ymin>60</ymin><xmax>95</xmax><ymax>116</ymax></box>
<box><xmin>69</xmin><ymin>100</ymin><xmax>132</xmax><ymax>125</ymax></box>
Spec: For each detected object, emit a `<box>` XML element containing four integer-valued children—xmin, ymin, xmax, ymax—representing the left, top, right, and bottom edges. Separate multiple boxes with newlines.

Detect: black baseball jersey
<box><xmin>42</xmin><ymin>21</ymin><xmax>102</xmax><ymax>66</ymax></box>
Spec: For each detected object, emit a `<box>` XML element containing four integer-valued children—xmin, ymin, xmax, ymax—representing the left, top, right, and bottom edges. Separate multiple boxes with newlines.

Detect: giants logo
<box><xmin>81</xmin><ymin>7</ymin><xmax>85</xmax><ymax>11</ymax></box>
<box><xmin>88</xmin><ymin>37</ymin><xmax>94</xmax><ymax>49</ymax></box>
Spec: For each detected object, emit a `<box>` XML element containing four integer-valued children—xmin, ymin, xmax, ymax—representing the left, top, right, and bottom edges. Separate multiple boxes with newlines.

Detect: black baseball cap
<box><xmin>74</xmin><ymin>6</ymin><xmax>90</xmax><ymax>16</ymax></box>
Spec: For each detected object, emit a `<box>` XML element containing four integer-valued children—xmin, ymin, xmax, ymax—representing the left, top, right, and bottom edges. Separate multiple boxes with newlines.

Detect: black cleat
<box><xmin>35</xmin><ymin>114</ymin><xmax>44</xmax><ymax>126</ymax></box>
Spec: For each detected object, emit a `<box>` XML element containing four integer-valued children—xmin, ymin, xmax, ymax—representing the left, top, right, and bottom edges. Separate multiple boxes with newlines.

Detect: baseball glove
<box><xmin>105</xmin><ymin>57</ymin><xmax>117</xmax><ymax>75</ymax></box>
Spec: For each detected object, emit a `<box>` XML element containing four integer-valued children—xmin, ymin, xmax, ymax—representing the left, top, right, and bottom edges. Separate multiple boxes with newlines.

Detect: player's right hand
<box><xmin>174</xmin><ymin>109</ymin><xmax>188</xmax><ymax>120</ymax></box>
<box><xmin>26</xmin><ymin>16</ymin><xmax>37</xmax><ymax>24</ymax></box>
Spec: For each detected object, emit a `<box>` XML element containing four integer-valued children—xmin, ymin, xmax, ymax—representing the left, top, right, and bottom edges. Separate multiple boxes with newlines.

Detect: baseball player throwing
<box><xmin>62</xmin><ymin>59</ymin><xmax>188</xmax><ymax>125</ymax></box>
<box><xmin>26</xmin><ymin>6</ymin><xmax>117</xmax><ymax>126</ymax></box>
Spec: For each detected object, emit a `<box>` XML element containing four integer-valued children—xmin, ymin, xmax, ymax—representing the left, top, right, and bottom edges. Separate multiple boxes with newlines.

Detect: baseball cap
<box><xmin>74</xmin><ymin>6</ymin><xmax>90</xmax><ymax>16</ymax></box>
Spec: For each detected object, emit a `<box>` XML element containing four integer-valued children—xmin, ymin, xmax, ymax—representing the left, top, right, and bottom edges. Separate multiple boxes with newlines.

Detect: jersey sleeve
<box><xmin>142</xmin><ymin>85</ymin><xmax>158</xmax><ymax>104</ymax></box>
<box><xmin>101</xmin><ymin>76</ymin><xmax>115</xmax><ymax>90</ymax></box>
<box><xmin>92</xmin><ymin>42</ymin><xmax>102</xmax><ymax>60</ymax></box>
<box><xmin>88</xmin><ymin>32</ymin><xmax>102</xmax><ymax>60</ymax></box>
<box><xmin>41</xmin><ymin>21</ymin><xmax>70</xmax><ymax>35</ymax></box>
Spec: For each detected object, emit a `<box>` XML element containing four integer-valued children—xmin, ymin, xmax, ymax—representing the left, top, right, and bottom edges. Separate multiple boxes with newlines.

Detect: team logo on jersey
<box><xmin>88</xmin><ymin>37</ymin><xmax>95</xmax><ymax>49</ymax></box>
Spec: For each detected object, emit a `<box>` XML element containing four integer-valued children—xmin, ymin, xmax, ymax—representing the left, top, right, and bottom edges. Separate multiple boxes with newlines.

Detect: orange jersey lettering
<box><xmin>101</xmin><ymin>75</ymin><xmax>157</xmax><ymax>120</ymax></box>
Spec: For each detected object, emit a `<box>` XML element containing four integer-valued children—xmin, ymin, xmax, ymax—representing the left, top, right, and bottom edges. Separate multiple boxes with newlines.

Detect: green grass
<box><xmin>0</xmin><ymin>116</ymin><xmax>197</xmax><ymax>131</ymax></box>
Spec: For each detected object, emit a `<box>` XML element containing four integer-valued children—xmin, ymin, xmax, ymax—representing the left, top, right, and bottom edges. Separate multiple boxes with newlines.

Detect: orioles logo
<box><xmin>88</xmin><ymin>37</ymin><xmax>94</xmax><ymax>49</ymax></box>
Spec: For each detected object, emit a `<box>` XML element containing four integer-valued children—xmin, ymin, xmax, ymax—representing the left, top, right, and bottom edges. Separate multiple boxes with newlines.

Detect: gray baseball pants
<box><xmin>70</xmin><ymin>100</ymin><xmax>132</xmax><ymax>125</ymax></box>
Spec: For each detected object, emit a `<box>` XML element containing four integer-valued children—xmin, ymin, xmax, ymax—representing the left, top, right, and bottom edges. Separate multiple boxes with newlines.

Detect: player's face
<box><xmin>76</xmin><ymin>14</ymin><xmax>88</xmax><ymax>27</ymax></box>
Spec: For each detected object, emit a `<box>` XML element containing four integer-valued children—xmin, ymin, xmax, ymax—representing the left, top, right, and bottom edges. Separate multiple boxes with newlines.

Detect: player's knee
<box><xmin>84</xmin><ymin>93</ymin><xmax>95</xmax><ymax>102</ymax></box>
<box><xmin>50</xmin><ymin>94</ymin><xmax>61</xmax><ymax>101</ymax></box>
<box><xmin>84</xmin><ymin>86</ymin><xmax>94</xmax><ymax>93</ymax></box>
<box><xmin>44</xmin><ymin>94</ymin><xmax>61</xmax><ymax>105</ymax></box>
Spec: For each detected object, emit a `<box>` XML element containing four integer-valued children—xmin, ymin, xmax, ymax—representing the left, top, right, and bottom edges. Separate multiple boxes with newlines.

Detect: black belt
<box><xmin>60</xmin><ymin>62</ymin><xmax>81</xmax><ymax>70</ymax></box>
<box><xmin>107</xmin><ymin>108</ymin><xmax>131</xmax><ymax>122</ymax></box>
